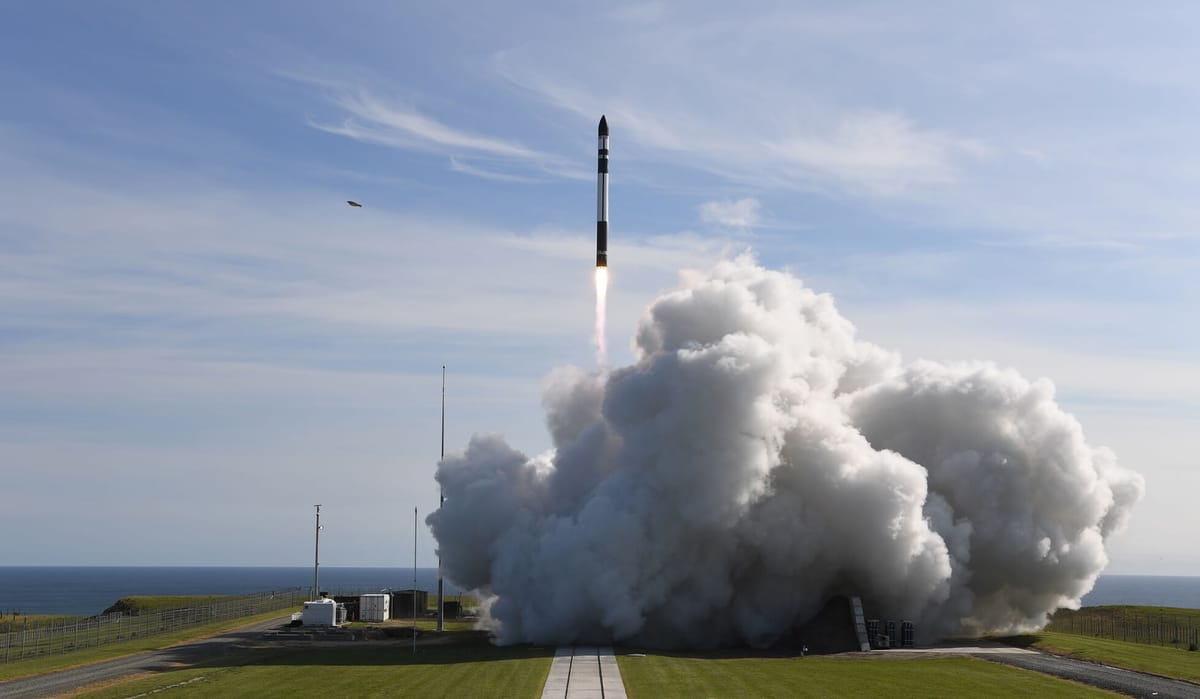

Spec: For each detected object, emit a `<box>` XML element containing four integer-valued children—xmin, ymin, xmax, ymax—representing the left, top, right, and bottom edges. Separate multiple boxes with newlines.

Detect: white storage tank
<box><xmin>302</xmin><ymin>598</ymin><xmax>338</xmax><ymax>626</ymax></box>
<box><xmin>359</xmin><ymin>594</ymin><xmax>391</xmax><ymax>622</ymax></box>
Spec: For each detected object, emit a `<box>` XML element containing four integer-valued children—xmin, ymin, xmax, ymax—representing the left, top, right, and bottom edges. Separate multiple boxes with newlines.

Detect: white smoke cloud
<box><xmin>428</xmin><ymin>256</ymin><xmax>1143</xmax><ymax>647</ymax></box>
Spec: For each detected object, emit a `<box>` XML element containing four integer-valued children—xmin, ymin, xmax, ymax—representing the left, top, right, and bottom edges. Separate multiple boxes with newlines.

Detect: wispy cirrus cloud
<box><xmin>448</xmin><ymin>156</ymin><xmax>541</xmax><ymax>183</ymax></box>
<box><xmin>765</xmin><ymin>112</ymin><xmax>988</xmax><ymax>196</ymax></box>
<box><xmin>312</xmin><ymin>89</ymin><xmax>538</xmax><ymax>159</ymax></box>
<box><xmin>492</xmin><ymin>53</ymin><xmax>988</xmax><ymax>198</ymax></box>
<box><xmin>305</xmin><ymin>86</ymin><xmax>593</xmax><ymax>182</ymax></box>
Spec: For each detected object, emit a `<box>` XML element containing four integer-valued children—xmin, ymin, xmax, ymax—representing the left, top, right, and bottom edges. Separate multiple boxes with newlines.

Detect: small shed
<box><xmin>302</xmin><ymin>599</ymin><xmax>338</xmax><ymax>626</ymax></box>
<box><xmin>393</xmin><ymin>589</ymin><xmax>429</xmax><ymax>618</ymax></box>
<box><xmin>360</xmin><ymin>593</ymin><xmax>391</xmax><ymax>622</ymax></box>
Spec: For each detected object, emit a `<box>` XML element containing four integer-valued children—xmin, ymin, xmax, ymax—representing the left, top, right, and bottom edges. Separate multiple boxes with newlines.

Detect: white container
<box><xmin>359</xmin><ymin>594</ymin><xmax>391</xmax><ymax>622</ymax></box>
<box><xmin>302</xmin><ymin>599</ymin><xmax>338</xmax><ymax>626</ymax></box>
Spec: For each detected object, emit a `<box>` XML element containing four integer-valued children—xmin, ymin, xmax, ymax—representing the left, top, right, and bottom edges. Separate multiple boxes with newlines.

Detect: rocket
<box><xmin>596</xmin><ymin>115</ymin><xmax>608</xmax><ymax>268</ymax></box>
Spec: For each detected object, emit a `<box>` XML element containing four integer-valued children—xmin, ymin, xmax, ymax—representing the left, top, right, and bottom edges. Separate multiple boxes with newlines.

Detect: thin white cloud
<box><xmin>766</xmin><ymin>112</ymin><xmax>988</xmax><ymax>195</ymax></box>
<box><xmin>305</xmin><ymin>86</ymin><xmax>595</xmax><ymax>182</ymax></box>
<box><xmin>315</xmin><ymin>90</ymin><xmax>538</xmax><ymax>159</ymax></box>
<box><xmin>699</xmin><ymin>197</ymin><xmax>760</xmax><ymax>230</ymax></box>
<box><xmin>493</xmin><ymin>52</ymin><xmax>987</xmax><ymax>198</ymax></box>
<box><xmin>846</xmin><ymin>299</ymin><xmax>1200</xmax><ymax>408</ymax></box>
<box><xmin>448</xmin><ymin>156</ymin><xmax>540</xmax><ymax>183</ymax></box>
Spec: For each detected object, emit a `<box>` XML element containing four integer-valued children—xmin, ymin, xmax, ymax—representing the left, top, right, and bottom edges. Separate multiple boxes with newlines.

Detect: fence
<box><xmin>1</xmin><ymin>589</ymin><xmax>303</xmax><ymax>664</ymax></box>
<box><xmin>1048</xmin><ymin>607</ymin><xmax>1200</xmax><ymax>649</ymax></box>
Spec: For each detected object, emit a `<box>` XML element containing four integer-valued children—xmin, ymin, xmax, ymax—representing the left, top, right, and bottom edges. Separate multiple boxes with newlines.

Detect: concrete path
<box><xmin>541</xmin><ymin>646</ymin><xmax>628</xmax><ymax>699</ymax></box>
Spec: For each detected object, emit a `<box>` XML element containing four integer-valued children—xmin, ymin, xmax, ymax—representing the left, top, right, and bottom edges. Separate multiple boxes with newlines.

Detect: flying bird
<box><xmin>346</xmin><ymin>200</ymin><xmax>363</xmax><ymax>207</ymax></box>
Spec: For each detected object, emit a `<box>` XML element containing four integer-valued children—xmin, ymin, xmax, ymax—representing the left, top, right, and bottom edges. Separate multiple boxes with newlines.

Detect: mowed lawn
<box><xmin>617</xmin><ymin>653</ymin><xmax>1115</xmax><ymax>698</ymax></box>
<box><xmin>77</xmin><ymin>636</ymin><xmax>554</xmax><ymax>699</ymax></box>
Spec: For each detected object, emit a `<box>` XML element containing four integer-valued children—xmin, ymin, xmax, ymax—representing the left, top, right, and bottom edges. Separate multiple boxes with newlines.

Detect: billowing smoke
<box><xmin>428</xmin><ymin>257</ymin><xmax>1143</xmax><ymax>647</ymax></box>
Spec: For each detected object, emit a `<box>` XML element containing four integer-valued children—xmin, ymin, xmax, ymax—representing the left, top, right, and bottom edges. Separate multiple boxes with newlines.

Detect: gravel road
<box><xmin>978</xmin><ymin>651</ymin><xmax>1200</xmax><ymax>698</ymax></box>
<box><xmin>0</xmin><ymin>615</ymin><xmax>289</xmax><ymax>699</ymax></box>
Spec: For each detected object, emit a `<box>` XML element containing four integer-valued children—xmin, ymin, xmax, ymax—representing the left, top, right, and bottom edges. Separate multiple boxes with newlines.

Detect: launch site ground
<box><xmin>3</xmin><ymin>611</ymin><xmax>1200</xmax><ymax>698</ymax></box>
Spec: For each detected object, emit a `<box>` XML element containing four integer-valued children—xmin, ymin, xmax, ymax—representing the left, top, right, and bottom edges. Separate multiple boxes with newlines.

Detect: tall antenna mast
<box><xmin>413</xmin><ymin>506</ymin><xmax>418</xmax><ymax>654</ymax></box>
<box><xmin>312</xmin><ymin>504</ymin><xmax>321</xmax><ymax>600</ymax></box>
<box><xmin>437</xmin><ymin>365</ymin><xmax>445</xmax><ymax>632</ymax></box>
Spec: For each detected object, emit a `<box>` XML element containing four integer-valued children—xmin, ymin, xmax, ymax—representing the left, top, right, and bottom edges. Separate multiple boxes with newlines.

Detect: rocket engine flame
<box><xmin>594</xmin><ymin>266</ymin><xmax>608</xmax><ymax>366</ymax></box>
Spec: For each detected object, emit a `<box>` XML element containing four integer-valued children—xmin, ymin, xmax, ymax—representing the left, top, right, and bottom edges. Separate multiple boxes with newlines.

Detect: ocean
<box><xmin>0</xmin><ymin>568</ymin><xmax>1195</xmax><ymax>617</ymax></box>
<box><xmin>0</xmin><ymin>567</ymin><xmax>462</xmax><ymax>616</ymax></box>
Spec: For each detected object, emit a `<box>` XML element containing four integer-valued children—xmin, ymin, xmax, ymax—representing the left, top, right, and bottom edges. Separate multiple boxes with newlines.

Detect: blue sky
<box><xmin>1</xmin><ymin>2</ymin><xmax>1196</xmax><ymax>574</ymax></box>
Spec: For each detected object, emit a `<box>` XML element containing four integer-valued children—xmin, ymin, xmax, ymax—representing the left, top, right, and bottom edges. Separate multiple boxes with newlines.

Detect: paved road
<box><xmin>0</xmin><ymin>615</ymin><xmax>289</xmax><ymax>699</ymax></box>
<box><xmin>978</xmin><ymin>651</ymin><xmax>1200</xmax><ymax>699</ymax></box>
<box><xmin>542</xmin><ymin>647</ymin><xmax>627</xmax><ymax>699</ymax></box>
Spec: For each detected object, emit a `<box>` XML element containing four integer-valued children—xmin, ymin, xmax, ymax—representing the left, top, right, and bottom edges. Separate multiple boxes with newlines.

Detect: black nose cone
<box><xmin>599</xmin><ymin>115</ymin><xmax>608</xmax><ymax>137</ymax></box>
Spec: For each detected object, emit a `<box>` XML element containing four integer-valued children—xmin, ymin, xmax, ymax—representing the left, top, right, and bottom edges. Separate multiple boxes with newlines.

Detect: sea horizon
<box><xmin>1</xmin><ymin>567</ymin><xmax>1196</xmax><ymax>617</ymax></box>
<box><xmin>0</xmin><ymin>566</ymin><xmax>462</xmax><ymax>616</ymax></box>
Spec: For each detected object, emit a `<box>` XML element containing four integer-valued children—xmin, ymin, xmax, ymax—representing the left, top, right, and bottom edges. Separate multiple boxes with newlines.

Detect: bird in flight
<box><xmin>347</xmin><ymin>200</ymin><xmax>363</xmax><ymax>207</ymax></box>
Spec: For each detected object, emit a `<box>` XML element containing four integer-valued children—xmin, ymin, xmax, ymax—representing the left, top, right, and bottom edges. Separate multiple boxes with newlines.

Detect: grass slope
<box><xmin>102</xmin><ymin>595</ymin><xmax>240</xmax><ymax>615</ymax></box>
<box><xmin>0</xmin><ymin>615</ymin><xmax>84</xmax><ymax>633</ymax></box>
<box><xmin>617</xmin><ymin>653</ymin><xmax>1114</xmax><ymax>698</ymax></box>
<box><xmin>0</xmin><ymin>608</ymin><xmax>298</xmax><ymax>682</ymax></box>
<box><xmin>1051</xmin><ymin>606</ymin><xmax>1200</xmax><ymax>625</ymax></box>
<box><xmin>76</xmin><ymin>634</ymin><xmax>554</xmax><ymax>699</ymax></box>
<box><xmin>1010</xmin><ymin>631</ymin><xmax>1200</xmax><ymax>684</ymax></box>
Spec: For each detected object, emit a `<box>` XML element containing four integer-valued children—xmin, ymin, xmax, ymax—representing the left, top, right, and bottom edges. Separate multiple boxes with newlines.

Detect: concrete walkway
<box><xmin>541</xmin><ymin>646</ymin><xmax>628</xmax><ymax>699</ymax></box>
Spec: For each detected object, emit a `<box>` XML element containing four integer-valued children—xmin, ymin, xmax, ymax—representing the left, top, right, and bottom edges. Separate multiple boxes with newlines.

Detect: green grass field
<box><xmin>70</xmin><ymin>633</ymin><xmax>1129</xmax><ymax>699</ymax></box>
<box><xmin>79</xmin><ymin>641</ymin><xmax>1122</xmax><ymax>699</ymax></box>
<box><xmin>102</xmin><ymin>595</ymin><xmax>244</xmax><ymax>615</ymax></box>
<box><xmin>0</xmin><ymin>607</ymin><xmax>299</xmax><ymax>682</ymax></box>
<box><xmin>1047</xmin><ymin>605</ymin><xmax>1200</xmax><ymax>646</ymax></box>
<box><xmin>424</xmin><ymin>593</ymin><xmax>480</xmax><ymax>612</ymax></box>
<box><xmin>616</xmin><ymin>653</ymin><xmax>1114</xmax><ymax>698</ymax></box>
<box><xmin>76</xmin><ymin>633</ymin><xmax>554</xmax><ymax>699</ymax></box>
<box><xmin>14</xmin><ymin>602</ymin><xmax>1200</xmax><ymax>698</ymax></box>
<box><xmin>1005</xmin><ymin>631</ymin><xmax>1200</xmax><ymax>684</ymax></box>
<box><xmin>0</xmin><ymin>615</ymin><xmax>84</xmax><ymax>633</ymax></box>
<box><xmin>1</xmin><ymin>592</ymin><xmax>301</xmax><ymax>672</ymax></box>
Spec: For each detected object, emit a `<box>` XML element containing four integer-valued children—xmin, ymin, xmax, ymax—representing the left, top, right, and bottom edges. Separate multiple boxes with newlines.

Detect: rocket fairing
<box><xmin>596</xmin><ymin>115</ymin><xmax>609</xmax><ymax>268</ymax></box>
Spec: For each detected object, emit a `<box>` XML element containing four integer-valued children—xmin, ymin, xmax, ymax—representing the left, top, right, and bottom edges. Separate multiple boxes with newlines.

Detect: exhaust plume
<box><xmin>594</xmin><ymin>267</ymin><xmax>608</xmax><ymax>366</ymax></box>
<box><xmin>429</xmin><ymin>256</ymin><xmax>1143</xmax><ymax>647</ymax></box>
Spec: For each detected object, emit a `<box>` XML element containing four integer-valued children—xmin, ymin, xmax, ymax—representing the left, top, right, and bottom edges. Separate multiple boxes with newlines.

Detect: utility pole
<box><xmin>437</xmin><ymin>365</ymin><xmax>445</xmax><ymax>632</ymax></box>
<box><xmin>412</xmin><ymin>506</ymin><xmax>418</xmax><ymax>655</ymax></box>
<box><xmin>312</xmin><ymin>505</ymin><xmax>322</xmax><ymax>600</ymax></box>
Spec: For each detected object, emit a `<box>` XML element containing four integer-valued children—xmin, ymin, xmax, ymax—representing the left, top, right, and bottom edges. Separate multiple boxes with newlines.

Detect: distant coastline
<box><xmin>0</xmin><ymin>567</ymin><xmax>1194</xmax><ymax>617</ymax></box>
<box><xmin>1080</xmin><ymin>574</ymin><xmax>1200</xmax><ymax>609</ymax></box>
